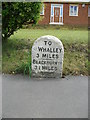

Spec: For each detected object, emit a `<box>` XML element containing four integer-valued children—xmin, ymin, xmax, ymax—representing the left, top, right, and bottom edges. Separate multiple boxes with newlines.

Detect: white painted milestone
<box><xmin>31</xmin><ymin>35</ymin><xmax>64</xmax><ymax>78</ymax></box>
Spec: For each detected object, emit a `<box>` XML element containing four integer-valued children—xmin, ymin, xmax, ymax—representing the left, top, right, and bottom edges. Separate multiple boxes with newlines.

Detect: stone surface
<box><xmin>32</xmin><ymin>35</ymin><xmax>64</xmax><ymax>78</ymax></box>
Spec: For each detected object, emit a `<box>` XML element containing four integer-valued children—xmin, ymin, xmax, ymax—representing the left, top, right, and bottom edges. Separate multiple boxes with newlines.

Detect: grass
<box><xmin>2</xmin><ymin>27</ymin><xmax>88</xmax><ymax>76</ymax></box>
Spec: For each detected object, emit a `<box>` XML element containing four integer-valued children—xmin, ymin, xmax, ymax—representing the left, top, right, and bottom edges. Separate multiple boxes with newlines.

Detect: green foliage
<box><xmin>2</xmin><ymin>28</ymin><xmax>88</xmax><ymax>76</ymax></box>
<box><xmin>2</xmin><ymin>2</ymin><xmax>41</xmax><ymax>40</ymax></box>
<box><xmin>15</xmin><ymin>51</ymin><xmax>31</xmax><ymax>77</ymax></box>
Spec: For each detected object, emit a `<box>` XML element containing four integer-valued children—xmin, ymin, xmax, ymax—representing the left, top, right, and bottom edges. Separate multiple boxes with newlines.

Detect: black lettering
<box><xmin>48</xmin><ymin>54</ymin><xmax>51</xmax><ymax>58</ymax></box>
<box><xmin>43</xmin><ymin>47</ymin><xmax>46</xmax><ymax>52</ymax></box>
<box><xmin>42</xmin><ymin>66</ymin><xmax>47</xmax><ymax>70</ymax></box>
<box><xmin>39</xmin><ymin>66</ymin><xmax>40</xmax><ymax>70</ymax></box>
<box><xmin>51</xmin><ymin>66</ymin><xmax>54</xmax><ymax>70</ymax></box>
<box><xmin>56</xmin><ymin>48</ymin><xmax>58</xmax><ymax>53</ymax></box>
<box><xmin>59</xmin><ymin>48</ymin><xmax>62</xmax><ymax>53</ymax></box>
<box><xmin>48</xmin><ymin>41</ymin><xmax>52</xmax><ymax>46</ymax></box>
<box><xmin>34</xmin><ymin>66</ymin><xmax>37</xmax><ymax>70</ymax></box>
<box><xmin>55</xmin><ymin>62</ymin><xmax>57</xmax><ymax>65</ymax></box>
<box><xmin>33</xmin><ymin>59</ymin><xmax>36</xmax><ymax>64</ymax></box>
<box><xmin>36</xmin><ymin>53</ymin><xmax>39</xmax><ymax>58</ymax></box>
<box><xmin>55</xmin><ymin>67</ymin><xmax>57</xmax><ymax>71</ymax></box>
<box><xmin>44</xmin><ymin>41</ymin><xmax>47</xmax><ymax>45</ymax></box>
<box><xmin>47</xmin><ymin>48</ymin><xmax>50</xmax><ymax>52</ymax></box>
<box><xmin>52</xmin><ymin>54</ymin><xmax>55</xmax><ymax>58</ymax></box>
<box><xmin>38</xmin><ymin>47</ymin><xmax>43</xmax><ymax>52</ymax></box>
<box><xmin>56</xmin><ymin>54</ymin><xmax>59</xmax><ymax>59</ymax></box>
<box><xmin>42</xmin><ymin>54</ymin><xmax>46</xmax><ymax>58</ymax></box>
<box><xmin>53</xmin><ymin>48</ymin><xmax>56</xmax><ymax>53</ymax></box>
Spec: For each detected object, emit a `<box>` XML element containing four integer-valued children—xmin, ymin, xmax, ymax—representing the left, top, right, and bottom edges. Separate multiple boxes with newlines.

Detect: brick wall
<box><xmin>38</xmin><ymin>3</ymin><xmax>51</xmax><ymax>25</ymax></box>
<box><xmin>38</xmin><ymin>2</ymin><xmax>88</xmax><ymax>26</ymax></box>
<box><xmin>63</xmin><ymin>4</ymin><xmax>88</xmax><ymax>26</ymax></box>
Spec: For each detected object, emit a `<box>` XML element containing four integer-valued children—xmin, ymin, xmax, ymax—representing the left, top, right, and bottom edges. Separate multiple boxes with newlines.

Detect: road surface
<box><xmin>2</xmin><ymin>74</ymin><xmax>88</xmax><ymax>118</ymax></box>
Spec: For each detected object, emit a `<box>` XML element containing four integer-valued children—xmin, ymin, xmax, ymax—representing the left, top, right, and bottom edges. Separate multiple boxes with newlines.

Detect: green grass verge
<box><xmin>2</xmin><ymin>28</ymin><xmax>88</xmax><ymax>76</ymax></box>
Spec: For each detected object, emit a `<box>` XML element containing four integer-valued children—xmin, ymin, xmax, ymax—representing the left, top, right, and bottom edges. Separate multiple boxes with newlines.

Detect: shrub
<box><xmin>2</xmin><ymin>2</ymin><xmax>41</xmax><ymax>40</ymax></box>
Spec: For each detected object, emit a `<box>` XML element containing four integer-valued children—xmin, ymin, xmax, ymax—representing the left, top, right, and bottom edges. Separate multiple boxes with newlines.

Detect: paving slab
<box><xmin>2</xmin><ymin>74</ymin><xmax>88</xmax><ymax>118</ymax></box>
<box><xmin>0</xmin><ymin>74</ymin><xmax>2</xmax><ymax>120</ymax></box>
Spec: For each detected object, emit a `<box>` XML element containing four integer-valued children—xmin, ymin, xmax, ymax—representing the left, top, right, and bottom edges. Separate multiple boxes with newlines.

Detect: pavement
<box><xmin>0</xmin><ymin>74</ymin><xmax>2</xmax><ymax>120</ymax></box>
<box><xmin>1</xmin><ymin>74</ymin><xmax>88</xmax><ymax>118</ymax></box>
